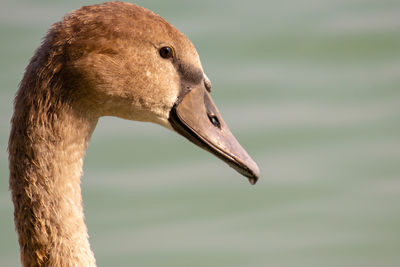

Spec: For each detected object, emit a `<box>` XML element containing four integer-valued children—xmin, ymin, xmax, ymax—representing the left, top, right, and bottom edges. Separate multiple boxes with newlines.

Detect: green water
<box><xmin>1</xmin><ymin>0</ymin><xmax>399</xmax><ymax>266</ymax></box>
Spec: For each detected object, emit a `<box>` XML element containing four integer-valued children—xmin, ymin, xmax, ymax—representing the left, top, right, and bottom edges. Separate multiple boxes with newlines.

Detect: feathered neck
<box><xmin>9</xmin><ymin>32</ymin><xmax>98</xmax><ymax>266</ymax></box>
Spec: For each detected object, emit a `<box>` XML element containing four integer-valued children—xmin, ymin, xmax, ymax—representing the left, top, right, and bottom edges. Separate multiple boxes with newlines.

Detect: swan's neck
<box><xmin>9</xmin><ymin>89</ymin><xmax>98</xmax><ymax>266</ymax></box>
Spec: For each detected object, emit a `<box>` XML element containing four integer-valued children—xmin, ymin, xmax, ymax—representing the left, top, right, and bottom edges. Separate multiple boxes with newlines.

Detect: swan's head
<box><xmin>57</xmin><ymin>2</ymin><xmax>259</xmax><ymax>183</ymax></box>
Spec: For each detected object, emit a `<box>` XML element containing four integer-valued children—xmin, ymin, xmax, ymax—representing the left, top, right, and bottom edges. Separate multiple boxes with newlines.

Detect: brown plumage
<box><xmin>9</xmin><ymin>2</ymin><xmax>259</xmax><ymax>266</ymax></box>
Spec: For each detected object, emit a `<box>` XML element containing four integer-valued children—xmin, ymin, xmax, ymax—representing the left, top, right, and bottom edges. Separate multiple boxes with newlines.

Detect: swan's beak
<box><xmin>169</xmin><ymin>86</ymin><xmax>260</xmax><ymax>184</ymax></box>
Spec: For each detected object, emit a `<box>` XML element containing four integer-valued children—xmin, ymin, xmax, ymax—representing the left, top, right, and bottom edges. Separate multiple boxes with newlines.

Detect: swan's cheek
<box><xmin>149</xmin><ymin>85</ymin><xmax>179</xmax><ymax>129</ymax></box>
<box><xmin>141</xmin><ymin>67</ymin><xmax>180</xmax><ymax>126</ymax></box>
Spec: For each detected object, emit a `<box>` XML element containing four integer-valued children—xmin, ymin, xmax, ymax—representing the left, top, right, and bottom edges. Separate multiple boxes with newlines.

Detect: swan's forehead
<box><xmin>68</xmin><ymin>2</ymin><xmax>202</xmax><ymax>67</ymax></box>
<box><xmin>127</xmin><ymin>8</ymin><xmax>202</xmax><ymax>69</ymax></box>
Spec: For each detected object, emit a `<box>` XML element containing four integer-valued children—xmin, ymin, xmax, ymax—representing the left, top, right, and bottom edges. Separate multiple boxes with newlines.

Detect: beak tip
<box><xmin>245</xmin><ymin>160</ymin><xmax>260</xmax><ymax>185</ymax></box>
<box><xmin>248</xmin><ymin>176</ymin><xmax>258</xmax><ymax>185</ymax></box>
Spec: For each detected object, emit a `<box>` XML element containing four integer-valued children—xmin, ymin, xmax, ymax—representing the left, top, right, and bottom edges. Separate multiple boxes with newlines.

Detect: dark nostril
<box><xmin>207</xmin><ymin>113</ymin><xmax>221</xmax><ymax>128</ymax></box>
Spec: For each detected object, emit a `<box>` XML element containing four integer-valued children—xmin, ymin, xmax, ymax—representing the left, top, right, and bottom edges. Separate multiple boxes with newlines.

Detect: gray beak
<box><xmin>169</xmin><ymin>85</ymin><xmax>260</xmax><ymax>184</ymax></box>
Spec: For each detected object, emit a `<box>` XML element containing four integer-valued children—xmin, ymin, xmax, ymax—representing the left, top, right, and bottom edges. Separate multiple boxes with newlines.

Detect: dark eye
<box><xmin>159</xmin><ymin>46</ymin><xmax>174</xmax><ymax>59</ymax></box>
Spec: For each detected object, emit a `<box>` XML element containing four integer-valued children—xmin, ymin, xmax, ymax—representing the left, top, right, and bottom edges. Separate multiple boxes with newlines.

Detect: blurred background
<box><xmin>1</xmin><ymin>0</ymin><xmax>399</xmax><ymax>266</ymax></box>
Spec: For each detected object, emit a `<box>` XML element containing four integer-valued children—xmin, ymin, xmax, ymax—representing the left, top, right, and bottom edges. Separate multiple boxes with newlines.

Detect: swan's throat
<box><xmin>9</xmin><ymin>101</ymin><xmax>98</xmax><ymax>266</ymax></box>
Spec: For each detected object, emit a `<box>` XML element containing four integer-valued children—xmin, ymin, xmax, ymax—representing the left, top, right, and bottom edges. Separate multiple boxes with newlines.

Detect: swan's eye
<box><xmin>159</xmin><ymin>46</ymin><xmax>174</xmax><ymax>59</ymax></box>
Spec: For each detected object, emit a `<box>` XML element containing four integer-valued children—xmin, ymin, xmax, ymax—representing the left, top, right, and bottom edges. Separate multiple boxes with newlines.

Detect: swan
<box><xmin>8</xmin><ymin>2</ymin><xmax>259</xmax><ymax>266</ymax></box>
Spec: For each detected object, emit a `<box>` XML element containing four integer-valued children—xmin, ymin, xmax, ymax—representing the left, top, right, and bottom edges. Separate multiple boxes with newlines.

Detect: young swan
<box><xmin>9</xmin><ymin>2</ymin><xmax>259</xmax><ymax>266</ymax></box>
